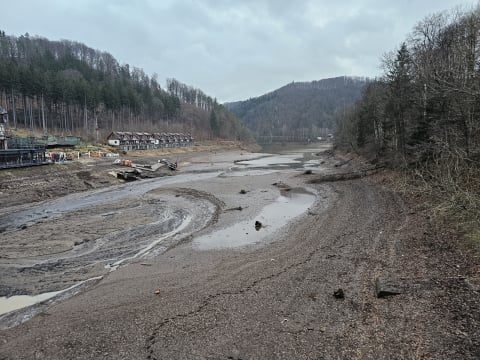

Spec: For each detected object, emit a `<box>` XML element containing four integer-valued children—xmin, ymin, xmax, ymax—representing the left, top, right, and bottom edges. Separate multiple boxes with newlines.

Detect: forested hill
<box><xmin>335</xmin><ymin>6</ymin><xmax>480</xmax><ymax>239</ymax></box>
<box><xmin>0</xmin><ymin>32</ymin><xmax>252</xmax><ymax>141</ymax></box>
<box><xmin>225</xmin><ymin>76</ymin><xmax>368</xmax><ymax>143</ymax></box>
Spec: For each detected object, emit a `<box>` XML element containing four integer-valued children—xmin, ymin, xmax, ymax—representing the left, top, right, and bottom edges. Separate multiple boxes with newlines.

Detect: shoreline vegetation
<box><xmin>334</xmin><ymin>5</ymin><xmax>480</xmax><ymax>251</ymax></box>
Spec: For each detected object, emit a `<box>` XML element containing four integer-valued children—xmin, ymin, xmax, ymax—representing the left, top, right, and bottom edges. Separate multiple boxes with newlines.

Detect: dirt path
<box><xmin>0</xmin><ymin>149</ymin><xmax>478</xmax><ymax>359</ymax></box>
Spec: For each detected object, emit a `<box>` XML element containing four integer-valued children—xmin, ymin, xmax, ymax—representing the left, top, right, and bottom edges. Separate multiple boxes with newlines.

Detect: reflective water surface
<box><xmin>194</xmin><ymin>190</ymin><xmax>316</xmax><ymax>250</ymax></box>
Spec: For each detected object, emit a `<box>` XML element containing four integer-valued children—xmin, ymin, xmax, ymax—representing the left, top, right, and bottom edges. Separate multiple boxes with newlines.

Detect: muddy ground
<box><xmin>0</xmin><ymin>144</ymin><xmax>479</xmax><ymax>359</ymax></box>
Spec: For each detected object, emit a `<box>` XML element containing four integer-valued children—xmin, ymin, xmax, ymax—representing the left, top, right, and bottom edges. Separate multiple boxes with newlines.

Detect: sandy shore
<box><xmin>0</xmin><ymin>145</ymin><xmax>478</xmax><ymax>359</ymax></box>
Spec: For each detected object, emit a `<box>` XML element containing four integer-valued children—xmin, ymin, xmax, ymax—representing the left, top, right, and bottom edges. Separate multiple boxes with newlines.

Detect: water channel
<box><xmin>0</xmin><ymin>147</ymin><xmax>330</xmax><ymax>322</ymax></box>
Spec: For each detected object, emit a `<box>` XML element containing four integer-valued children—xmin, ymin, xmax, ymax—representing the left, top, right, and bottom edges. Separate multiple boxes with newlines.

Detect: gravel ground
<box><xmin>0</xmin><ymin>146</ymin><xmax>478</xmax><ymax>359</ymax></box>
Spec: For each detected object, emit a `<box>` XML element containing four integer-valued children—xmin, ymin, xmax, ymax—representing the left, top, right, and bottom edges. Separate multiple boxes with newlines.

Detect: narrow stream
<box><xmin>0</xmin><ymin>149</ymin><xmax>329</xmax><ymax>323</ymax></box>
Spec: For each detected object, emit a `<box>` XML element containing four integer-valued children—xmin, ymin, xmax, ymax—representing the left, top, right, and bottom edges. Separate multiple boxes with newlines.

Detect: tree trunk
<box><xmin>27</xmin><ymin>97</ymin><xmax>33</xmax><ymax>132</ymax></box>
<box><xmin>11</xmin><ymin>88</ymin><xmax>16</xmax><ymax>129</ymax></box>
<box><xmin>23</xmin><ymin>96</ymin><xmax>27</xmax><ymax>127</ymax></box>
<box><xmin>84</xmin><ymin>96</ymin><xmax>88</xmax><ymax>132</ymax></box>
<box><xmin>41</xmin><ymin>93</ymin><xmax>46</xmax><ymax>134</ymax></box>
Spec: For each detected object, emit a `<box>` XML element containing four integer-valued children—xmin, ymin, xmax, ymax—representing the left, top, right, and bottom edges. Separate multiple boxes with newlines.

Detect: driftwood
<box><xmin>224</xmin><ymin>206</ymin><xmax>244</xmax><ymax>212</ymax></box>
<box><xmin>375</xmin><ymin>277</ymin><xmax>404</xmax><ymax>298</ymax></box>
<box><xmin>334</xmin><ymin>158</ymin><xmax>353</xmax><ymax>167</ymax></box>
<box><xmin>308</xmin><ymin>166</ymin><xmax>384</xmax><ymax>183</ymax></box>
<box><xmin>374</xmin><ymin>276</ymin><xmax>473</xmax><ymax>298</ymax></box>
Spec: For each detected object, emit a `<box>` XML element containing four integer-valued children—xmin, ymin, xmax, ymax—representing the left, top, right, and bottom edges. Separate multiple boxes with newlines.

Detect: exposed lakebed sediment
<box><xmin>0</xmin><ymin>146</ymin><xmax>333</xmax><ymax>327</ymax></box>
<box><xmin>1</xmin><ymin>146</ymin><xmax>478</xmax><ymax>360</ymax></box>
<box><xmin>0</xmin><ymin>188</ymin><xmax>220</xmax><ymax>297</ymax></box>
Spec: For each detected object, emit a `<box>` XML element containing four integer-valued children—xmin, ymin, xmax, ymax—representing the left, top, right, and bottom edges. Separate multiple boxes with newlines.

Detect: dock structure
<box><xmin>0</xmin><ymin>147</ymin><xmax>47</xmax><ymax>169</ymax></box>
<box><xmin>0</xmin><ymin>107</ymin><xmax>7</xmax><ymax>150</ymax></box>
<box><xmin>0</xmin><ymin>108</ymin><xmax>48</xmax><ymax>169</ymax></box>
<box><xmin>107</xmin><ymin>132</ymin><xmax>194</xmax><ymax>151</ymax></box>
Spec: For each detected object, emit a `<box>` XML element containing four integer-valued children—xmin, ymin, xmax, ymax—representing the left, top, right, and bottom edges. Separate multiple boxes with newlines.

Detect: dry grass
<box><xmin>392</xmin><ymin>157</ymin><xmax>480</xmax><ymax>251</ymax></box>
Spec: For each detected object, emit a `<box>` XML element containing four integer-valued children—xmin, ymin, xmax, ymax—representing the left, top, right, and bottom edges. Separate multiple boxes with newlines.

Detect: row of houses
<box><xmin>107</xmin><ymin>132</ymin><xmax>194</xmax><ymax>151</ymax></box>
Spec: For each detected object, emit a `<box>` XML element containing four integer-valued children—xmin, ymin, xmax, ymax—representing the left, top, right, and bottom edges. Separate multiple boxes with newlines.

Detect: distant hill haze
<box><xmin>225</xmin><ymin>76</ymin><xmax>368</xmax><ymax>143</ymax></box>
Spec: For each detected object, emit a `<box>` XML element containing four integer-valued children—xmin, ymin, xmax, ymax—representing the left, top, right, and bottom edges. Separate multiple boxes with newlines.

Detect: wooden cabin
<box><xmin>107</xmin><ymin>131</ymin><xmax>194</xmax><ymax>151</ymax></box>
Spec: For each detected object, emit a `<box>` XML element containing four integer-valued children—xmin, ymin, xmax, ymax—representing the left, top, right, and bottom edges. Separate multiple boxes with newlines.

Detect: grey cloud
<box><xmin>0</xmin><ymin>0</ymin><xmax>477</xmax><ymax>102</ymax></box>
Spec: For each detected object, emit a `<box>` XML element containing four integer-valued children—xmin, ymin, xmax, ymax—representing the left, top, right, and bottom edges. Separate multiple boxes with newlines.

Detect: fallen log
<box><xmin>375</xmin><ymin>277</ymin><xmax>404</xmax><ymax>298</ymax></box>
<box><xmin>308</xmin><ymin>166</ymin><xmax>384</xmax><ymax>183</ymax></box>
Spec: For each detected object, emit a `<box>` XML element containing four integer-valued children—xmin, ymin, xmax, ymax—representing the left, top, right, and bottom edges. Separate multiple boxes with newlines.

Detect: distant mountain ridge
<box><xmin>225</xmin><ymin>76</ymin><xmax>368</xmax><ymax>143</ymax></box>
<box><xmin>275</xmin><ymin>76</ymin><xmax>368</xmax><ymax>91</ymax></box>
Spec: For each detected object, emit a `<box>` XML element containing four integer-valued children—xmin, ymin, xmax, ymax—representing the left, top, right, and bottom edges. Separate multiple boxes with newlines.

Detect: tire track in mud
<box><xmin>0</xmin><ymin>188</ymin><xmax>225</xmax><ymax>325</ymax></box>
<box><xmin>147</xmin><ymin>187</ymin><xmax>226</xmax><ymax>253</ymax></box>
<box><xmin>167</xmin><ymin>188</ymin><xmax>226</xmax><ymax>230</ymax></box>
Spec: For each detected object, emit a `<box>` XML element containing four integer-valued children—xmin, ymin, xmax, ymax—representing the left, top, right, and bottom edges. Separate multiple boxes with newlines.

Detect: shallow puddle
<box><xmin>193</xmin><ymin>190</ymin><xmax>316</xmax><ymax>250</ymax></box>
<box><xmin>0</xmin><ymin>277</ymin><xmax>103</xmax><ymax>329</ymax></box>
<box><xmin>0</xmin><ymin>291</ymin><xmax>62</xmax><ymax>316</ymax></box>
<box><xmin>0</xmin><ymin>276</ymin><xmax>102</xmax><ymax>317</ymax></box>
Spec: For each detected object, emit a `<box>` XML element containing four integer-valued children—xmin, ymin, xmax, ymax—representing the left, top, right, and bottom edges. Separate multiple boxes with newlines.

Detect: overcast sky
<box><xmin>2</xmin><ymin>0</ymin><xmax>478</xmax><ymax>102</ymax></box>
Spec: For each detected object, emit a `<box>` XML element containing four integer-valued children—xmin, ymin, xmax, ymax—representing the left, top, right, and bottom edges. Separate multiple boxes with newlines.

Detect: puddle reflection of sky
<box><xmin>194</xmin><ymin>191</ymin><xmax>316</xmax><ymax>250</ymax></box>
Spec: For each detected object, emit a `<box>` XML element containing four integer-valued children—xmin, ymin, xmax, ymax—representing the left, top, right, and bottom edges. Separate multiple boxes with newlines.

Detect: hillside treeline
<box><xmin>167</xmin><ymin>78</ymin><xmax>253</xmax><ymax>141</ymax></box>
<box><xmin>226</xmin><ymin>77</ymin><xmax>367</xmax><ymax>143</ymax></box>
<box><xmin>335</xmin><ymin>6</ymin><xmax>480</xmax><ymax>234</ymax></box>
<box><xmin>167</xmin><ymin>78</ymin><xmax>216</xmax><ymax>112</ymax></box>
<box><xmin>0</xmin><ymin>32</ymin><xmax>251</xmax><ymax>141</ymax></box>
